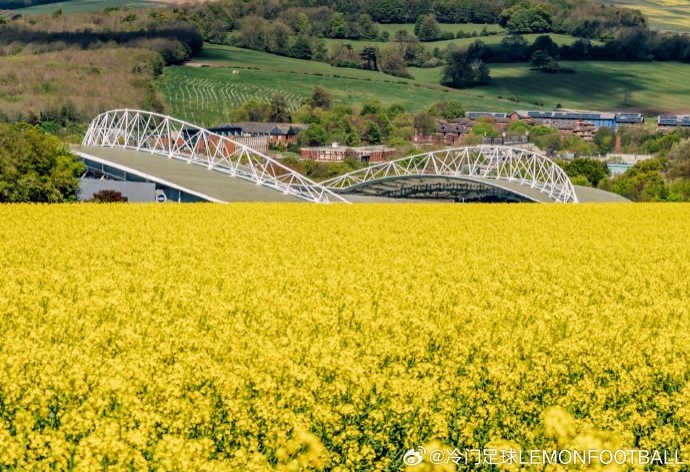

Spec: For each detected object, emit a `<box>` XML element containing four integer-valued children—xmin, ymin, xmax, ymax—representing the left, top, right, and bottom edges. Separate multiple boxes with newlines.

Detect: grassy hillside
<box><xmin>412</xmin><ymin>61</ymin><xmax>690</xmax><ymax>113</ymax></box>
<box><xmin>158</xmin><ymin>45</ymin><xmax>527</xmax><ymax>126</ymax></box>
<box><xmin>0</xmin><ymin>7</ymin><xmax>202</xmax><ymax>125</ymax></box>
<box><xmin>0</xmin><ymin>47</ymin><xmax>160</xmax><ymax>123</ymax></box>
<box><xmin>598</xmin><ymin>0</ymin><xmax>690</xmax><ymax>31</ymax></box>
<box><xmin>158</xmin><ymin>44</ymin><xmax>690</xmax><ymax>126</ymax></box>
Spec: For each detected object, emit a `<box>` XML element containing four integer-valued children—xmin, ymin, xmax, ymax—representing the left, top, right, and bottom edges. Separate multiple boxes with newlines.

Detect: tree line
<box><xmin>174</xmin><ymin>0</ymin><xmax>647</xmax><ymax>46</ymax></box>
<box><xmin>467</xmin><ymin>29</ymin><xmax>690</xmax><ymax>65</ymax></box>
<box><xmin>0</xmin><ymin>12</ymin><xmax>202</xmax><ymax>63</ymax></box>
<box><xmin>0</xmin><ymin>0</ymin><xmax>60</xmax><ymax>8</ymax></box>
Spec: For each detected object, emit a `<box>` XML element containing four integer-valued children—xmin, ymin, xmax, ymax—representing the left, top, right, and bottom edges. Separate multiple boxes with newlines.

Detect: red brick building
<box><xmin>300</xmin><ymin>144</ymin><xmax>396</xmax><ymax>163</ymax></box>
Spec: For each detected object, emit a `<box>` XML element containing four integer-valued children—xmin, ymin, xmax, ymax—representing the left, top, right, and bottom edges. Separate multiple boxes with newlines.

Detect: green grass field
<box><xmin>413</xmin><ymin>61</ymin><xmax>690</xmax><ymax>112</ymax></box>
<box><xmin>159</xmin><ymin>44</ymin><xmax>690</xmax><ymax>126</ymax></box>
<box><xmin>13</xmin><ymin>0</ymin><xmax>165</xmax><ymax>13</ymax></box>
<box><xmin>600</xmin><ymin>0</ymin><xmax>690</xmax><ymax>31</ymax></box>
<box><xmin>158</xmin><ymin>45</ymin><xmax>526</xmax><ymax>126</ymax></box>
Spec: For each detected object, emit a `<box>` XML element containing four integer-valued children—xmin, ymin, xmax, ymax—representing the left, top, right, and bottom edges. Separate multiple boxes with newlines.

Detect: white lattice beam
<box><xmin>322</xmin><ymin>145</ymin><xmax>578</xmax><ymax>203</ymax></box>
<box><xmin>83</xmin><ymin>109</ymin><xmax>349</xmax><ymax>204</ymax></box>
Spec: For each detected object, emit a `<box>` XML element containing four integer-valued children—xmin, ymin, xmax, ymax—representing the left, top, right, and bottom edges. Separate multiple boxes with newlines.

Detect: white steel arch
<box><xmin>322</xmin><ymin>146</ymin><xmax>579</xmax><ymax>203</ymax></box>
<box><xmin>82</xmin><ymin>109</ymin><xmax>348</xmax><ymax>204</ymax></box>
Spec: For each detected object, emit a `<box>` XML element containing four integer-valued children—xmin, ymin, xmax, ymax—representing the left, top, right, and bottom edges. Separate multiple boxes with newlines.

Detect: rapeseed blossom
<box><xmin>0</xmin><ymin>203</ymin><xmax>688</xmax><ymax>470</ymax></box>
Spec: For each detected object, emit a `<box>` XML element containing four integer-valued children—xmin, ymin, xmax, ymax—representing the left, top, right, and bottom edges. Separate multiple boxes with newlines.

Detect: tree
<box><xmin>329</xmin><ymin>12</ymin><xmax>349</xmax><ymax>38</ymax></box>
<box><xmin>414</xmin><ymin>14</ymin><xmax>441</xmax><ymax>41</ymax></box>
<box><xmin>499</xmin><ymin>4</ymin><xmax>553</xmax><ymax>34</ymax></box>
<box><xmin>413</xmin><ymin>112</ymin><xmax>436</xmax><ymax>136</ymax></box>
<box><xmin>668</xmin><ymin>138</ymin><xmax>690</xmax><ymax>179</ymax></box>
<box><xmin>593</xmin><ymin>127</ymin><xmax>615</xmax><ymax>155</ymax></box>
<box><xmin>386</xmin><ymin>103</ymin><xmax>407</xmax><ymax>119</ymax></box>
<box><xmin>562</xmin><ymin>135</ymin><xmax>597</xmax><ymax>156</ymax></box>
<box><xmin>361</xmin><ymin>100</ymin><xmax>385</xmax><ymax>117</ymax></box>
<box><xmin>359</xmin><ymin>46</ymin><xmax>379</xmax><ymax>71</ymax></box>
<box><xmin>506</xmin><ymin>120</ymin><xmax>531</xmax><ymax>134</ymax></box>
<box><xmin>366</xmin><ymin>0</ymin><xmax>405</xmax><ymax>23</ymax></box>
<box><xmin>428</xmin><ymin>101</ymin><xmax>464</xmax><ymax>120</ymax></box>
<box><xmin>394</xmin><ymin>29</ymin><xmax>410</xmax><ymax>46</ymax></box>
<box><xmin>303</xmin><ymin>124</ymin><xmax>328</xmax><ymax>146</ymax></box>
<box><xmin>529</xmin><ymin>35</ymin><xmax>560</xmax><ymax>72</ymax></box>
<box><xmin>366</xmin><ymin>121</ymin><xmax>382</xmax><ymax>144</ymax></box>
<box><xmin>329</xmin><ymin>44</ymin><xmax>360</xmax><ymax>68</ymax></box>
<box><xmin>530</xmin><ymin>50</ymin><xmax>559</xmax><ymax>71</ymax></box>
<box><xmin>0</xmin><ymin>123</ymin><xmax>84</xmax><ymax>203</ymax></box>
<box><xmin>496</xmin><ymin>34</ymin><xmax>529</xmax><ymax>61</ymax></box>
<box><xmin>380</xmin><ymin>49</ymin><xmax>412</xmax><ymax>78</ymax></box>
<box><xmin>560</xmin><ymin>158</ymin><xmax>610</xmax><ymax>187</ymax></box>
<box><xmin>471</xmin><ymin>120</ymin><xmax>499</xmax><ymax>138</ymax></box>
<box><xmin>238</xmin><ymin>16</ymin><xmax>270</xmax><ymax>51</ymax></box>
<box><xmin>610</xmin><ymin>158</ymin><xmax>669</xmax><ymax>201</ymax></box>
<box><xmin>530</xmin><ymin>35</ymin><xmax>559</xmax><ymax>57</ymax></box>
<box><xmin>442</xmin><ymin>52</ymin><xmax>474</xmax><ymax>88</ymax></box>
<box><xmin>92</xmin><ymin>189</ymin><xmax>128</xmax><ymax>203</ymax></box>
<box><xmin>390</xmin><ymin>111</ymin><xmax>414</xmax><ymax>142</ymax></box>
<box><xmin>269</xmin><ymin>92</ymin><xmax>291</xmax><ymax>123</ymax></box>
<box><xmin>441</xmin><ymin>46</ymin><xmax>491</xmax><ymax>88</ymax></box>
<box><xmin>242</xmin><ymin>99</ymin><xmax>271</xmax><ymax>122</ymax></box>
<box><xmin>309</xmin><ymin>86</ymin><xmax>332</xmax><ymax>110</ymax></box>
<box><xmin>529</xmin><ymin>125</ymin><xmax>562</xmax><ymax>153</ymax></box>
<box><xmin>357</xmin><ymin>14</ymin><xmax>379</xmax><ymax>40</ymax></box>
<box><xmin>294</xmin><ymin>11</ymin><xmax>311</xmax><ymax>34</ymax></box>
<box><xmin>466</xmin><ymin>39</ymin><xmax>489</xmax><ymax>63</ymax></box>
<box><xmin>266</xmin><ymin>20</ymin><xmax>291</xmax><ymax>55</ymax></box>
<box><xmin>289</xmin><ymin>35</ymin><xmax>313</xmax><ymax>60</ymax></box>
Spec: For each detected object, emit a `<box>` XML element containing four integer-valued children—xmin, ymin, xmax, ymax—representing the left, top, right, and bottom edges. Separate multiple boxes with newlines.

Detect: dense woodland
<box><xmin>170</xmin><ymin>0</ymin><xmax>644</xmax><ymax>39</ymax></box>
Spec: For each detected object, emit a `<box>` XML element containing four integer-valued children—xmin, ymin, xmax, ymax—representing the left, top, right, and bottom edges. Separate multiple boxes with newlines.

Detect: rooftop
<box><xmin>514</xmin><ymin>110</ymin><xmax>617</xmax><ymax>120</ymax></box>
<box><xmin>218</xmin><ymin>122</ymin><xmax>308</xmax><ymax>135</ymax></box>
<box><xmin>303</xmin><ymin>145</ymin><xmax>395</xmax><ymax>152</ymax></box>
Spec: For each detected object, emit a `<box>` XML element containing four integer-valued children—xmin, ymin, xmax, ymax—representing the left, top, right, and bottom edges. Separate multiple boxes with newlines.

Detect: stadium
<box><xmin>74</xmin><ymin>109</ymin><xmax>628</xmax><ymax>204</ymax></box>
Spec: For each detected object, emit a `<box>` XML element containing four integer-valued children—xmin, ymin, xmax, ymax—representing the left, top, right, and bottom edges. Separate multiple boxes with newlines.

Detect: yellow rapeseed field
<box><xmin>0</xmin><ymin>203</ymin><xmax>689</xmax><ymax>471</ymax></box>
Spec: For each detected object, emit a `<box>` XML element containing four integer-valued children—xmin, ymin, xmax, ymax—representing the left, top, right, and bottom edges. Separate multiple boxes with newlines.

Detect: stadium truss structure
<box><xmin>322</xmin><ymin>146</ymin><xmax>579</xmax><ymax>203</ymax></box>
<box><xmin>82</xmin><ymin>109</ymin><xmax>348</xmax><ymax>204</ymax></box>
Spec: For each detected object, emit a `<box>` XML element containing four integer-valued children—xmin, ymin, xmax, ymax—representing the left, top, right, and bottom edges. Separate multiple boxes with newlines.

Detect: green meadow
<box><xmin>158</xmin><ymin>45</ymin><xmax>521</xmax><ymax>126</ymax></box>
<box><xmin>412</xmin><ymin>61</ymin><xmax>690</xmax><ymax>113</ymax></box>
<box><xmin>158</xmin><ymin>44</ymin><xmax>690</xmax><ymax>126</ymax></box>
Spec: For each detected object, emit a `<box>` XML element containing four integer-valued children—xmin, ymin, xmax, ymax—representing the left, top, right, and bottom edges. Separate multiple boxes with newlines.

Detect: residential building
<box><xmin>300</xmin><ymin>144</ymin><xmax>396</xmax><ymax>163</ymax></box>
<box><xmin>220</xmin><ymin>122</ymin><xmax>308</xmax><ymax>145</ymax></box>
<box><xmin>657</xmin><ymin>115</ymin><xmax>690</xmax><ymax>129</ymax></box>
<box><xmin>510</xmin><ymin>110</ymin><xmax>643</xmax><ymax>132</ymax></box>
